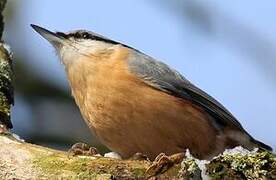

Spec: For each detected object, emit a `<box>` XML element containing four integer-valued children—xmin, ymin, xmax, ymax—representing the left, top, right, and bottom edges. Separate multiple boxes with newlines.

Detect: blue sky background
<box><xmin>3</xmin><ymin>0</ymin><xmax>276</xmax><ymax>150</ymax></box>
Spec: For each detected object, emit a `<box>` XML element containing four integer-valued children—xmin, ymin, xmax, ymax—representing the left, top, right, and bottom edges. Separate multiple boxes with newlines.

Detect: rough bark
<box><xmin>0</xmin><ymin>0</ymin><xmax>13</xmax><ymax>134</ymax></box>
<box><xmin>0</xmin><ymin>134</ymin><xmax>275</xmax><ymax>180</ymax></box>
<box><xmin>0</xmin><ymin>134</ymin><xmax>180</xmax><ymax>179</ymax></box>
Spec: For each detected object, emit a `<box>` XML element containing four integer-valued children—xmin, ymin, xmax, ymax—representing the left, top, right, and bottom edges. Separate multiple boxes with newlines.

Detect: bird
<box><xmin>31</xmin><ymin>24</ymin><xmax>272</xmax><ymax>161</ymax></box>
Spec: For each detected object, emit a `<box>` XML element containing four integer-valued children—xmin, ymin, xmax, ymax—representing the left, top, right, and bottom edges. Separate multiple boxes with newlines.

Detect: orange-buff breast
<box><xmin>66</xmin><ymin>46</ymin><xmax>220</xmax><ymax>160</ymax></box>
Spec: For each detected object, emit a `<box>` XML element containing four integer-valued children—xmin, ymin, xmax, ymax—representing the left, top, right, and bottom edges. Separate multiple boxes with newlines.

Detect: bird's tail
<box><xmin>252</xmin><ymin>139</ymin><xmax>273</xmax><ymax>151</ymax></box>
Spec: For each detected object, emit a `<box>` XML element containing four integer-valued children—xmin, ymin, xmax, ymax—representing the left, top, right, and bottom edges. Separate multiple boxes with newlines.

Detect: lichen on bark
<box><xmin>206</xmin><ymin>147</ymin><xmax>276</xmax><ymax>179</ymax></box>
<box><xmin>0</xmin><ymin>43</ymin><xmax>13</xmax><ymax>129</ymax></box>
<box><xmin>0</xmin><ymin>134</ymin><xmax>181</xmax><ymax>179</ymax></box>
<box><xmin>0</xmin><ymin>0</ymin><xmax>7</xmax><ymax>37</ymax></box>
<box><xmin>1</xmin><ymin>133</ymin><xmax>275</xmax><ymax>179</ymax></box>
<box><xmin>179</xmin><ymin>155</ymin><xmax>202</xmax><ymax>179</ymax></box>
<box><xmin>0</xmin><ymin>0</ymin><xmax>13</xmax><ymax>131</ymax></box>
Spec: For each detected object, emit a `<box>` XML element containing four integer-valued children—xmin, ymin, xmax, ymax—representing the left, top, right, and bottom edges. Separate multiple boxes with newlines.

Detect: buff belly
<box><xmin>66</xmin><ymin>47</ymin><xmax>221</xmax><ymax>160</ymax></box>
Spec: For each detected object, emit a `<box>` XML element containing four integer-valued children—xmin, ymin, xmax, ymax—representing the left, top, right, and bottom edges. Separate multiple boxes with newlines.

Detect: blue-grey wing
<box><xmin>127</xmin><ymin>50</ymin><xmax>244</xmax><ymax>131</ymax></box>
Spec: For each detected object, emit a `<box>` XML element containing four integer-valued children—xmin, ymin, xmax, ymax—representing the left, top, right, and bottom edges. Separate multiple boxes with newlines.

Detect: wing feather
<box><xmin>127</xmin><ymin>51</ymin><xmax>244</xmax><ymax>131</ymax></box>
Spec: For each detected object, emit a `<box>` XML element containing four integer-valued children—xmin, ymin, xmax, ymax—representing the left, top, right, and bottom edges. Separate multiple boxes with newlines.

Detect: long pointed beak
<box><xmin>31</xmin><ymin>24</ymin><xmax>66</xmax><ymax>47</ymax></box>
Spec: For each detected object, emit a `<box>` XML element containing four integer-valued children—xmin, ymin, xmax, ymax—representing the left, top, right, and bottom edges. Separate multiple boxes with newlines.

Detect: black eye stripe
<box><xmin>60</xmin><ymin>31</ymin><xmax>123</xmax><ymax>45</ymax></box>
<box><xmin>56</xmin><ymin>31</ymin><xmax>139</xmax><ymax>52</ymax></box>
<box><xmin>56</xmin><ymin>32</ymin><xmax>68</xmax><ymax>38</ymax></box>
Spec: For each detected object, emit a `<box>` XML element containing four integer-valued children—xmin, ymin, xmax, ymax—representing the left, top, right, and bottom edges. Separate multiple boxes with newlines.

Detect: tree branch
<box><xmin>0</xmin><ymin>134</ymin><xmax>275</xmax><ymax>179</ymax></box>
<box><xmin>0</xmin><ymin>134</ymin><xmax>180</xmax><ymax>179</ymax></box>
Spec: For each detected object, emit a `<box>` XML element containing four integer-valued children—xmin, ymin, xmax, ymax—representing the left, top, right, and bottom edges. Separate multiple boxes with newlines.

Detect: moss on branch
<box><xmin>0</xmin><ymin>134</ymin><xmax>275</xmax><ymax>179</ymax></box>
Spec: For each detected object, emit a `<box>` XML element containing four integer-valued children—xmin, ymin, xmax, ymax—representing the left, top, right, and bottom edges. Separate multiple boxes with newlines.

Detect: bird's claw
<box><xmin>146</xmin><ymin>152</ymin><xmax>185</xmax><ymax>178</ymax></box>
<box><xmin>68</xmin><ymin>142</ymin><xmax>99</xmax><ymax>157</ymax></box>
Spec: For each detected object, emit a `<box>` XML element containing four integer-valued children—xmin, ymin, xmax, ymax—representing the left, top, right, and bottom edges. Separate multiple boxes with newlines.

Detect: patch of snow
<box><xmin>11</xmin><ymin>133</ymin><xmax>25</xmax><ymax>142</ymax></box>
<box><xmin>185</xmin><ymin>149</ymin><xmax>210</xmax><ymax>180</ymax></box>
<box><xmin>223</xmin><ymin>146</ymin><xmax>258</xmax><ymax>156</ymax></box>
<box><xmin>195</xmin><ymin>159</ymin><xmax>210</xmax><ymax>180</ymax></box>
<box><xmin>104</xmin><ymin>152</ymin><xmax>122</xmax><ymax>159</ymax></box>
<box><xmin>2</xmin><ymin>43</ymin><xmax>13</xmax><ymax>57</ymax></box>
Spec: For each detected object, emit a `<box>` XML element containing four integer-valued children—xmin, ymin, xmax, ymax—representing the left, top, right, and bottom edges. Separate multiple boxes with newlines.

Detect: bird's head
<box><xmin>31</xmin><ymin>24</ymin><xmax>127</xmax><ymax>65</ymax></box>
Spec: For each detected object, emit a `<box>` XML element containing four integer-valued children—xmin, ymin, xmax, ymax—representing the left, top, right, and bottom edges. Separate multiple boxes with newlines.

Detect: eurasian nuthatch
<box><xmin>31</xmin><ymin>24</ymin><xmax>272</xmax><ymax>160</ymax></box>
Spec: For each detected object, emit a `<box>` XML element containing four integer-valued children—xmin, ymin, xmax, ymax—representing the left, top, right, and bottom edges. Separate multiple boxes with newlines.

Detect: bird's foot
<box><xmin>146</xmin><ymin>152</ymin><xmax>185</xmax><ymax>178</ymax></box>
<box><xmin>68</xmin><ymin>142</ymin><xmax>99</xmax><ymax>157</ymax></box>
<box><xmin>129</xmin><ymin>152</ymin><xmax>150</xmax><ymax>161</ymax></box>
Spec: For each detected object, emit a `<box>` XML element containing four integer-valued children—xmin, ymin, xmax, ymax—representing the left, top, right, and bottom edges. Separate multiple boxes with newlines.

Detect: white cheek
<box><xmin>58</xmin><ymin>40</ymin><xmax>113</xmax><ymax>65</ymax></box>
<box><xmin>76</xmin><ymin>40</ymin><xmax>113</xmax><ymax>53</ymax></box>
<box><xmin>59</xmin><ymin>46</ymin><xmax>81</xmax><ymax>65</ymax></box>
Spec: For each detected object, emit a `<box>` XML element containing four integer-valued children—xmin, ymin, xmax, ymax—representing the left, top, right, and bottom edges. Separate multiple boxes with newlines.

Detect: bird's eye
<box><xmin>82</xmin><ymin>32</ymin><xmax>90</xmax><ymax>39</ymax></box>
